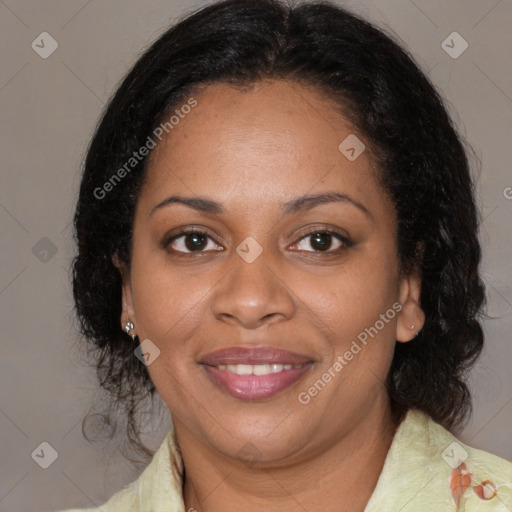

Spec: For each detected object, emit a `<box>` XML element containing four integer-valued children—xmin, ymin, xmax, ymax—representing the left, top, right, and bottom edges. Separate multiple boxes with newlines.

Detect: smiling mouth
<box><xmin>201</xmin><ymin>361</ymin><xmax>313</xmax><ymax>400</ymax></box>
<box><xmin>199</xmin><ymin>345</ymin><xmax>314</xmax><ymax>400</ymax></box>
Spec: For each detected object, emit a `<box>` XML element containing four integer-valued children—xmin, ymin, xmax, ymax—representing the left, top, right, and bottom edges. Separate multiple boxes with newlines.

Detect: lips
<box><xmin>200</xmin><ymin>346</ymin><xmax>313</xmax><ymax>400</ymax></box>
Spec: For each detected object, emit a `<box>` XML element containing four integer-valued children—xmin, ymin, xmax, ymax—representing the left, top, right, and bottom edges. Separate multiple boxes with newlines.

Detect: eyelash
<box><xmin>162</xmin><ymin>227</ymin><xmax>353</xmax><ymax>256</ymax></box>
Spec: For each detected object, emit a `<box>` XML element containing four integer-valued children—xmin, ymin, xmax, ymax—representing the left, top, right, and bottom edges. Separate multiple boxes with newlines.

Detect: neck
<box><xmin>177</xmin><ymin>398</ymin><xmax>400</xmax><ymax>512</ymax></box>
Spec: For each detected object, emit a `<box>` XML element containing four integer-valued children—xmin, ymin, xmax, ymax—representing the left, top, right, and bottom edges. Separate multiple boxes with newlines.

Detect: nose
<box><xmin>211</xmin><ymin>246</ymin><xmax>296</xmax><ymax>330</ymax></box>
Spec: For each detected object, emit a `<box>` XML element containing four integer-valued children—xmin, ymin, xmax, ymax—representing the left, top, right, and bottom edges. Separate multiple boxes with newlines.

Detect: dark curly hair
<box><xmin>72</xmin><ymin>0</ymin><xmax>486</xmax><ymax>465</ymax></box>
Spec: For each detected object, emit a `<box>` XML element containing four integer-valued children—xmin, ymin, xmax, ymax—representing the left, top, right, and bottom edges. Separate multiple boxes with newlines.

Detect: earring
<box><xmin>124</xmin><ymin>320</ymin><xmax>138</xmax><ymax>342</ymax></box>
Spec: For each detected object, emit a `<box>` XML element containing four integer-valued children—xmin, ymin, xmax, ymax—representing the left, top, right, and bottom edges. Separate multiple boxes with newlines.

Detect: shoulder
<box><xmin>55</xmin><ymin>429</ymin><xmax>185</xmax><ymax>512</ymax></box>
<box><xmin>419</xmin><ymin>408</ymin><xmax>512</xmax><ymax>488</ymax></box>
<box><xmin>428</xmin><ymin>411</ymin><xmax>512</xmax><ymax>508</ymax></box>
<box><xmin>365</xmin><ymin>408</ymin><xmax>512</xmax><ymax>511</ymax></box>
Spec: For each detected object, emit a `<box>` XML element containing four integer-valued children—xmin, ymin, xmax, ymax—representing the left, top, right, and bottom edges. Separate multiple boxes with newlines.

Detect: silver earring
<box><xmin>410</xmin><ymin>325</ymin><xmax>421</xmax><ymax>338</ymax></box>
<box><xmin>124</xmin><ymin>321</ymin><xmax>138</xmax><ymax>342</ymax></box>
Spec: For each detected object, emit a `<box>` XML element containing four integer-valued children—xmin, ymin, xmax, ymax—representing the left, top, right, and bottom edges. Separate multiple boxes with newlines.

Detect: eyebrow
<box><xmin>150</xmin><ymin>192</ymin><xmax>371</xmax><ymax>218</ymax></box>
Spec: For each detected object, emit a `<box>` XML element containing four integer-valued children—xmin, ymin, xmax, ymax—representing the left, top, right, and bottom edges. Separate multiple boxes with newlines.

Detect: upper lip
<box><xmin>200</xmin><ymin>346</ymin><xmax>313</xmax><ymax>366</ymax></box>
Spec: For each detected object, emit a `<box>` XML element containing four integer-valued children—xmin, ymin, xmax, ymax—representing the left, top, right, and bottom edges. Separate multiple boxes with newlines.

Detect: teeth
<box><xmin>236</xmin><ymin>364</ymin><xmax>252</xmax><ymax>375</ymax></box>
<box><xmin>215</xmin><ymin>363</ymin><xmax>305</xmax><ymax>375</ymax></box>
<box><xmin>254</xmin><ymin>364</ymin><xmax>271</xmax><ymax>375</ymax></box>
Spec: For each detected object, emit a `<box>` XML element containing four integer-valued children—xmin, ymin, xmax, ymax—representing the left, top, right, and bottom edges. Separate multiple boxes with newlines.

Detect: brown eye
<box><xmin>165</xmin><ymin>230</ymin><xmax>222</xmax><ymax>254</ymax></box>
<box><xmin>292</xmin><ymin>230</ymin><xmax>352</xmax><ymax>253</ymax></box>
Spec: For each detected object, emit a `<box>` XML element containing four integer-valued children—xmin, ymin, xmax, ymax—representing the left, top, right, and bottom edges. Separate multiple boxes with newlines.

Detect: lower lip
<box><xmin>202</xmin><ymin>363</ymin><xmax>312</xmax><ymax>400</ymax></box>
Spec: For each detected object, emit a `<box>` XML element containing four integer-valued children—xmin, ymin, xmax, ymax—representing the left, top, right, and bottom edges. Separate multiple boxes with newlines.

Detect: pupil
<box><xmin>311</xmin><ymin>233</ymin><xmax>331</xmax><ymax>251</ymax></box>
<box><xmin>186</xmin><ymin>233</ymin><xmax>207</xmax><ymax>251</ymax></box>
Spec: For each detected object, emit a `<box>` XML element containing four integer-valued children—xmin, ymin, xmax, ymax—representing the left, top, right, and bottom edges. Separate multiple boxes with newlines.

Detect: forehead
<box><xmin>140</xmin><ymin>79</ymin><xmax>390</xmax><ymax>219</ymax></box>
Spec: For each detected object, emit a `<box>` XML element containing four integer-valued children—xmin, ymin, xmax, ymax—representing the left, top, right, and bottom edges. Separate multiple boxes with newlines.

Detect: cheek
<box><xmin>130</xmin><ymin>250</ymin><xmax>213</xmax><ymax>344</ymax></box>
<box><xmin>130</xmin><ymin>257</ymin><xmax>209</xmax><ymax>404</ymax></box>
<box><xmin>306</xmin><ymin>253</ymin><xmax>398</xmax><ymax>333</ymax></box>
<box><xmin>302</xmin><ymin>251</ymin><xmax>399</xmax><ymax>383</ymax></box>
<box><xmin>300</xmin><ymin>272</ymin><xmax>399</xmax><ymax>410</ymax></box>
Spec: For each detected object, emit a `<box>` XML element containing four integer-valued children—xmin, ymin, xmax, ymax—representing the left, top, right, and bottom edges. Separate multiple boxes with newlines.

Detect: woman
<box><xmin>61</xmin><ymin>0</ymin><xmax>512</xmax><ymax>510</ymax></box>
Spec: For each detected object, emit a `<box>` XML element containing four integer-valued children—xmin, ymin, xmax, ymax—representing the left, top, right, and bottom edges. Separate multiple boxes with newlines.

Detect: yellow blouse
<box><xmin>59</xmin><ymin>408</ymin><xmax>512</xmax><ymax>511</ymax></box>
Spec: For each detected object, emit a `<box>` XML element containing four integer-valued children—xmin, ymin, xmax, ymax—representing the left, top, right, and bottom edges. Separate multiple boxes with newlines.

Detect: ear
<box><xmin>112</xmin><ymin>253</ymin><xmax>136</xmax><ymax>331</ymax></box>
<box><xmin>396</xmin><ymin>267</ymin><xmax>425</xmax><ymax>343</ymax></box>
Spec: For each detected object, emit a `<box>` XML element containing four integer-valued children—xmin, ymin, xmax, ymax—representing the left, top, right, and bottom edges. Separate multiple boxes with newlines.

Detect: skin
<box><xmin>115</xmin><ymin>79</ymin><xmax>425</xmax><ymax>512</ymax></box>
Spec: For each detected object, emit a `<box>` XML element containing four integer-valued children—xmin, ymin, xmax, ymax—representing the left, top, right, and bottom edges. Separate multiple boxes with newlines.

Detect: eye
<box><xmin>163</xmin><ymin>227</ymin><xmax>352</xmax><ymax>255</ymax></box>
<box><xmin>291</xmin><ymin>230</ymin><xmax>352</xmax><ymax>253</ymax></box>
<box><xmin>164</xmin><ymin>229</ymin><xmax>223</xmax><ymax>254</ymax></box>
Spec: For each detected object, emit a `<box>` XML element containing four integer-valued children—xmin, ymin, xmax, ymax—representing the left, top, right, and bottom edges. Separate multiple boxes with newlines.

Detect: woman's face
<box><xmin>118</xmin><ymin>79</ymin><xmax>424</xmax><ymax>464</ymax></box>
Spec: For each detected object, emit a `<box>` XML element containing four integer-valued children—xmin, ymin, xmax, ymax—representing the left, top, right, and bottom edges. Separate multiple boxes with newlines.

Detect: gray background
<box><xmin>1</xmin><ymin>0</ymin><xmax>511</xmax><ymax>510</ymax></box>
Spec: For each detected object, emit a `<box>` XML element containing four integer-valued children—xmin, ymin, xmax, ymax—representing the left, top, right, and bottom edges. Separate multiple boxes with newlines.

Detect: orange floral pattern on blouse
<box><xmin>451</xmin><ymin>461</ymin><xmax>500</xmax><ymax>511</ymax></box>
